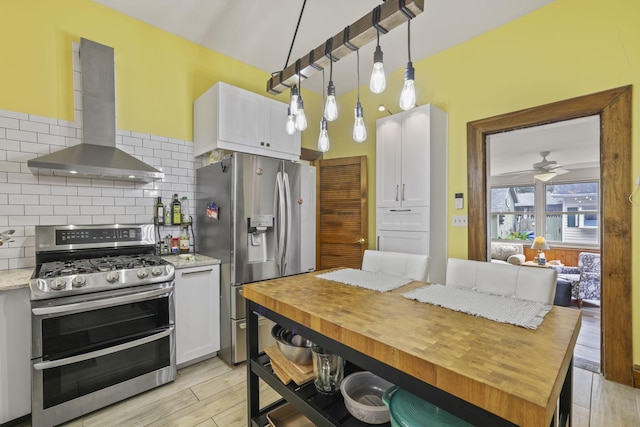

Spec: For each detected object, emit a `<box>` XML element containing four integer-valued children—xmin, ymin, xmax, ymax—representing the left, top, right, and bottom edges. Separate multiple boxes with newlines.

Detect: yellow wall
<box><xmin>1</xmin><ymin>0</ymin><xmax>639</xmax><ymax>360</ymax></box>
<box><xmin>0</xmin><ymin>0</ymin><xmax>321</xmax><ymax>140</ymax></box>
<box><xmin>330</xmin><ymin>0</ymin><xmax>640</xmax><ymax>361</ymax></box>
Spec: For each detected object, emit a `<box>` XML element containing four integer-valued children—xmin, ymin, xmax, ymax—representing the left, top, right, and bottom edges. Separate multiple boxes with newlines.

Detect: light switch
<box><xmin>455</xmin><ymin>193</ymin><xmax>464</xmax><ymax>209</ymax></box>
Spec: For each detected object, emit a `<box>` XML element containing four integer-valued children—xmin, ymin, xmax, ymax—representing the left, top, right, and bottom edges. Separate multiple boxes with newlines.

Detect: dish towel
<box><xmin>316</xmin><ymin>268</ymin><xmax>412</xmax><ymax>292</ymax></box>
<box><xmin>402</xmin><ymin>284</ymin><xmax>552</xmax><ymax>329</ymax></box>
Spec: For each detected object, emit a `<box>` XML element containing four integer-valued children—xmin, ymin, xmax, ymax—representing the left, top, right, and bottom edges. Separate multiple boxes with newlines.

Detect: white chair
<box><xmin>362</xmin><ymin>250</ymin><xmax>431</xmax><ymax>282</ymax></box>
<box><xmin>445</xmin><ymin>258</ymin><xmax>557</xmax><ymax>304</ymax></box>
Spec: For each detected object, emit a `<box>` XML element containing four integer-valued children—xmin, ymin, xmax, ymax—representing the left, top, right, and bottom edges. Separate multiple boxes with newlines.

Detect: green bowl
<box><xmin>382</xmin><ymin>386</ymin><xmax>474</xmax><ymax>427</ymax></box>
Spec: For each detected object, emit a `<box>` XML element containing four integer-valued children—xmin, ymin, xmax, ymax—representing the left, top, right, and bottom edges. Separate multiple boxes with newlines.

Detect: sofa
<box><xmin>446</xmin><ymin>258</ymin><xmax>557</xmax><ymax>304</ymax></box>
<box><xmin>490</xmin><ymin>241</ymin><xmax>526</xmax><ymax>266</ymax></box>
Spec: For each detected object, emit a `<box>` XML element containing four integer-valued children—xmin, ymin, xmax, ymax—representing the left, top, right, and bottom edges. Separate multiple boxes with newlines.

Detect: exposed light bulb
<box><xmin>289</xmin><ymin>84</ymin><xmax>299</xmax><ymax>115</ymax></box>
<box><xmin>369</xmin><ymin>45</ymin><xmax>386</xmax><ymax>93</ymax></box>
<box><xmin>353</xmin><ymin>102</ymin><xmax>366</xmax><ymax>143</ymax></box>
<box><xmin>295</xmin><ymin>97</ymin><xmax>307</xmax><ymax>131</ymax></box>
<box><xmin>399</xmin><ymin>62</ymin><xmax>415</xmax><ymax>111</ymax></box>
<box><xmin>324</xmin><ymin>81</ymin><xmax>338</xmax><ymax>121</ymax></box>
<box><xmin>318</xmin><ymin>117</ymin><xmax>330</xmax><ymax>152</ymax></box>
<box><xmin>285</xmin><ymin>107</ymin><xmax>295</xmax><ymax>135</ymax></box>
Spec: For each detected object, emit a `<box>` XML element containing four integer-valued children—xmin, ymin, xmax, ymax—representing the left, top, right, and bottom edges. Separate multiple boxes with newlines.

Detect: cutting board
<box><xmin>265</xmin><ymin>345</ymin><xmax>314</xmax><ymax>386</ymax></box>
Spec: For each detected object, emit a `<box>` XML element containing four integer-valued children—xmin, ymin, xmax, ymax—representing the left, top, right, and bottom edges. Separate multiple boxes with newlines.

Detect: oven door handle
<box><xmin>31</xmin><ymin>287</ymin><xmax>172</xmax><ymax>316</ymax></box>
<box><xmin>33</xmin><ymin>326</ymin><xmax>174</xmax><ymax>370</ymax></box>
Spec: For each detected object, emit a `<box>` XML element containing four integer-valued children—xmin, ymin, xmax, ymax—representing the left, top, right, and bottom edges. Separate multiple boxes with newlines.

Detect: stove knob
<box><xmin>72</xmin><ymin>276</ymin><xmax>87</xmax><ymax>288</ymax></box>
<box><xmin>137</xmin><ymin>268</ymin><xmax>149</xmax><ymax>279</ymax></box>
<box><xmin>151</xmin><ymin>267</ymin><xmax>164</xmax><ymax>277</ymax></box>
<box><xmin>50</xmin><ymin>278</ymin><xmax>66</xmax><ymax>290</ymax></box>
<box><xmin>106</xmin><ymin>271</ymin><xmax>120</xmax><ymax>283</ymax></box>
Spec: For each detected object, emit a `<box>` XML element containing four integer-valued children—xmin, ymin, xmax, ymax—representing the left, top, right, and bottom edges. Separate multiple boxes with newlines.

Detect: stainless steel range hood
<box><xmin>28</xmin><ymin>38</ymin><xmax>164</xmax><ymax>183</ymax></box>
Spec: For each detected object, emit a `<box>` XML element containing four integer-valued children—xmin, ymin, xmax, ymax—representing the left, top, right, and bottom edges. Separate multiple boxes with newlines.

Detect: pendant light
<box><xmin>318</xmin><ymin>117</ymin><xmax>330</xmax><ymax>152</ymax></box>
<box><xmin>353</xmin><ymin>49</ymin><xmax>367</xmax><ymax>143</ymax></box>
<box><xmin>285</xmin><ymin>107</ymin><xmax>295</xmax><ymax>135</ymax></box>
<box><xmin>294</xmin><ymin>60</ymin><xmax>307</xmax><ymax>131</ymax></box>
<box><xmin>369</xmin><ymin>6</ymin><xmax>387</xmax><ymax>94</ymax></box>
<box><xmin>318</xmin><ymin>69</ymin><xmax>330</xmax><ymax>152</ymax></box>
<box><xmin>399</xmin><ymin>19</ymin><xmax>416</xmax><ymax>111</ymax></box>
<box><xmin>324</xmin><ymin>39</ymin><xmax>338</xmax><ymax>121</ymax></box>
<box><xmin>289</xmin><ymin>84</ymin><xmax>299</xmax><ymax>116</ymax></box>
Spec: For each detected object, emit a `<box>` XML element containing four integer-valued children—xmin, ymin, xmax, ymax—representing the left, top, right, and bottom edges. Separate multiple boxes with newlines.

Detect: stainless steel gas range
<box><xmin>29</xmin><ymin>224</ymin><xmax>176</xmax><ymax>427</ymax></box>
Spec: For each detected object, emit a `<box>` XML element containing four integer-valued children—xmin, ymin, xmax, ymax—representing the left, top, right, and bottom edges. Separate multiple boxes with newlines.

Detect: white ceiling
<box><xmin>92</xmin><ymin>0</ymin><xmax>555</xmax><ymax>96</ymax></box>
<box><xmin>488</xmin><ymin>115</ymin><xmax>601</xmax><ymax>177</ymax></box>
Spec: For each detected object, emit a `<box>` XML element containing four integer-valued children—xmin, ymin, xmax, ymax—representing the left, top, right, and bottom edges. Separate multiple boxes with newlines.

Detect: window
<box><xmin>491</xmin><ymin>181</ymin><xmax>599</xmax><ymax>246</ymax></box>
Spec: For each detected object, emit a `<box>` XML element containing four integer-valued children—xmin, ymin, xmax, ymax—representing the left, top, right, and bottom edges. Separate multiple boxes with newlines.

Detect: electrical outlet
<box><xmin>635</xmin><ymin>176</ymin><xmax>640</xmax><ymax>186</ymax></box>
<box><xmin>452</xmin><ymin>215</ymin><xmax>468</xmax><ymax>227</ymax></box>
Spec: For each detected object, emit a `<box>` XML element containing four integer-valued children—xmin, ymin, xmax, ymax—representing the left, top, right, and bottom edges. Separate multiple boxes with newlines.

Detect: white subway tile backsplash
<box><xmin>8</xmin><ymin>129</ymin><xmax>37</xmax><ymax>143</ymax></box>
<box><xmin>80</xmin><ymin>205</ymin><xmax>104</xmax><ymax>215</ymax></box>
<box><xmin>54</xmin><ymin>205</ymin><xmax>80</xmax><ymax>215</ymax></box>
<box><xmin>0</xmin><ymin>108</ymin><xmax>197</xmax><ymax>271</ymax></box>
<box><xmin>51</xmin><ymin>185</ymin><xmax>78</xmax><ymax>196</ymax></box>
<box><xmin>0</xmin><ymin>139</ymin><xmax>20</xmax><ymax>151</ymax></box>
<box><xmin>10</xmin><ymin>216</ymin><xmax>40</xmax><ymax>226</ymax></box>
<box><xmin>101</xmin><ymin>188</ymin><xmax>124</xmax><ymax>197</ymax></box>
<box><xmin>40</xmin><ymin>195</ymin><xmax>68</xmax><ymax>205</ymax></box>
<box><xmin>20</xmin><ymin>140</ymin><xmax>49</xmax><ymax>153</ymax></box>
<box><xmin>0</xmin><ymin>162</ymin><xmax>21</xmax><ymax>173</ymax></box>
<box><xmin>26</xmin><ymin>205</ymin><xmax>53</xmax><ymax>216</ymax></box>
<box><xmin>38</xmin><ymin>133</ymin><xmax>67</xmax><ymax>146</ymax></box>
<box><xmin>21</xmin><ymin>184</ymin><xmax>51</xmax><ymax>195</ymax></box>
<box><xmin>0</xmin><ymin>117</ymin><xmax>19</xmax><ymax>129</ymax></box>
<box><xmin>20</xmin><ymin>120</ymin><xmax>50</xmax><ymax>133</ymax></box>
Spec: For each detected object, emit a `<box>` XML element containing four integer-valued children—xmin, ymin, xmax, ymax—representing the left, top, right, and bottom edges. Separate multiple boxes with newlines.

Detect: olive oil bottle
<box><xmin>171</xmin><ymin>194</ymin><xmax>182</xmax><ymax>225</ymax></box>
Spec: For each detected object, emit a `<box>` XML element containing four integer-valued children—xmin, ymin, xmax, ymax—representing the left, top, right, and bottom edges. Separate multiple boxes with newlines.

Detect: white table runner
<box><xmin>316</xmin><ymin>268</ymin><xmax>412</xmax><ymax>292</ymax></box>
<box><xmin>403</xmin><ymin>284</ymin><xmax>552</xmax><ymax>329</ymax></box>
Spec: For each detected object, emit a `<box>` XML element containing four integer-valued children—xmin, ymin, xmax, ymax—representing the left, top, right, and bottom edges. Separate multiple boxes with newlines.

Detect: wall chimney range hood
<box><xmin>28</xmin><ymin>38</ymin><xmax>164</xmax><ymax>183</ymax></box>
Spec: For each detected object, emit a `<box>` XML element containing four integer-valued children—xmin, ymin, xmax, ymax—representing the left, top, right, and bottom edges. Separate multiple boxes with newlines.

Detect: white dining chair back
<box><xmin>362</xmin><ymin>250</ymin><xmax>431</xmax><ymax>282</ymax></box>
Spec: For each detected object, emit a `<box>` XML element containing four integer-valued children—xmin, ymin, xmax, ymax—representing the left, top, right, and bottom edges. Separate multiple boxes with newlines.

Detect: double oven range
<box><xmin>29</xmin><ymin>224</ymin><xmax>176</xmax><ymax>427</ymax></box>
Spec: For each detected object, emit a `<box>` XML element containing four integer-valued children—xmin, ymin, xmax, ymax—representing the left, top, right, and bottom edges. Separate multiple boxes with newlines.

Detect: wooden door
<box><xmin>317</xmin><ymin>156</ymin><xmax>368</xmax><ymax>270</ymax></box>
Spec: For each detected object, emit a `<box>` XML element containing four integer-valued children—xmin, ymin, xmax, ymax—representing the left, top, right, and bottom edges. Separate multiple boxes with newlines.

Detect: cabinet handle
<box><xmin>260</xmin><ymin>141</ymin><xmax>265</xmax><ymax>146</ymax></box>
<box><xmin>390</xmin><ymin>209</ymin><xmax>411</xmax><ymax>212</ymax></box>
<box><xmin>402</xmin><ymin>184</ymin><xmax>405</xmax><ymax>201</ymax></box>
<box><xmin>181</xmin><ymin>268</ymin><xmax>213</xmax><ymax>276</ymax></box>
<box><xmin>395</xmin><ymin>185</ymin><xmax>399</xmax><ymax>202</ymax></box>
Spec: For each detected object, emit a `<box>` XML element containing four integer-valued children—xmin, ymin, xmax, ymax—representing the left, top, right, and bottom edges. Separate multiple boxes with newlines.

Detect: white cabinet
<box><xmin>376</xmin><ymin>108</ymin><xmax>431</xmax><ymax>208</ymax></box>
<box><xmin>0</xmin><ymin>287</ymin><xmax>31</xmax><ymax>424</ymax></box>
<box><xmin>375</xmin><ymin>104</ymin><xmax>448</xmax><ymax>284</ymax></box>
<box><xmin>193</xmin><ymin>82</ymin><xmax>300</xmax><ymax>161</ymax></box>
<box><xmin>175</xmin><ymin>264</ymin><xmax>220</xmax><ymax>367</ymax></box>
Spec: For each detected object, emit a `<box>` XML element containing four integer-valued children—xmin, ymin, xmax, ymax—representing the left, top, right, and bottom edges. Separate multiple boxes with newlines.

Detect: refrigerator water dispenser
<box><xmin>247</xmin><ymin>214</ymin><xmax>273</xmax><ymax>263</ymax></box>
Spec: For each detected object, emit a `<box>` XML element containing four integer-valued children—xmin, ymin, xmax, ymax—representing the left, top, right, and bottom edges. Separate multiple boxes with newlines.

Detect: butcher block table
<box><xmin>243</xmin><ymin>270</ymin><xmax>581</xmax><ymax>427</ymax></box>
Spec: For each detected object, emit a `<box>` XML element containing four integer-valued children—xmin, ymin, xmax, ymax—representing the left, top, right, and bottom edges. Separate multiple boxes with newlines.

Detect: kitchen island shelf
<box><xmin>244</xmin><ymin>271</ymin><xmax>580</xmax><ymax>427</ymax></box>
<box><xmin>247</xmin><ymin>299</ymin><xmax>519</xmax><ymax>427</ymax></box>
<box><xmin>250</xmin><ymin>353</ymin><xmax>387</xmax><ymax>426</ymax></box>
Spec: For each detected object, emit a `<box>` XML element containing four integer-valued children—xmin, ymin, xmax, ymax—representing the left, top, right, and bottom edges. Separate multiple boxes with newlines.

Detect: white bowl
<box><xmin>340</xmin><ymin>371</ymin><xmax>394</xmax><ymax>424</ymax></box>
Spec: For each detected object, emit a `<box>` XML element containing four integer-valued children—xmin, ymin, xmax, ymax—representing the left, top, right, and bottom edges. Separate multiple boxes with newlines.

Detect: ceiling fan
<box><xmin>500</xmin><ymin>151</ymin><xmax>569</xmax><ymax>181</ymax></box>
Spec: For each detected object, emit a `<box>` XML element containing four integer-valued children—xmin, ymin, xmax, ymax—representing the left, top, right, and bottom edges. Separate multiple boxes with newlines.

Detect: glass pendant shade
<box><xmin>324</xmin><ymin>81</ymin><xmax>338</xmax><ymax>121</ymax></box>
<box><xmin>285</xmin><ymin>108</ymin><xmax>296</xmax><ymax>135</ymax></box>
<box><xmin>295</xmin><ymin>97</ymin><xmax>307</xmax><ymax>131</ymax></box>
<box><xmin>399</xmin><ymin>62</ymin><xmax>416</xmax><ymax>111</ymax></box>
<box><xmin>353</xmin><ymin>102</ymin><xmax>367</xmax><ymax>143</ymax></box>
<box><xmin>289</xmin><ymin>85</ymin><xmax>299</xmax><ymax>115</ymax></box>
<box><xmin>317</xmin><ymin>117</ymin><xmax>330</xmax><ymax>152</ymax></box>
<box><xmin>369</xmin><ymin>45</ymin><xmax>386</xmax><ymax>93</ymax></box>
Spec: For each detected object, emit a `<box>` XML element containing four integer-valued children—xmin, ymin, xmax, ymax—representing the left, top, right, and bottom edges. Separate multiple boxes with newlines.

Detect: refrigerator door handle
<box><xmin>283</xmin><ymin>171</ymin><xmax>292</xmax><ymax>275</ymax></box>
<box><xmin>276</xmin><ymin>171</ymin><xmax>286</xmax><ymax>275</ymax></box>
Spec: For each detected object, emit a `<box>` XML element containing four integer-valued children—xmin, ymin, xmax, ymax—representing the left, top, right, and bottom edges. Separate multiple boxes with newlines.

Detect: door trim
<box><xmin>467</xmin><ymin>86</ymin><xmax>632</xmax><ymax>386</ymax></box>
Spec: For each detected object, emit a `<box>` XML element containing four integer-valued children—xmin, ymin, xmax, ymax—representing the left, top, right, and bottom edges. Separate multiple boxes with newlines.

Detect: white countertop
<box><xmin>0</xmin><ymin>268</ymin><xmax>33</xmax><ymax>292</ymax></box>
<box><xmin>0</xmin><ymin>253</ymin><xmax>221</xmax><ymax>292</ymax></box>
<box><xmin>160</xmin><ymin>253</ymin><xmax>221</xmax><ymax>269</ymax></box>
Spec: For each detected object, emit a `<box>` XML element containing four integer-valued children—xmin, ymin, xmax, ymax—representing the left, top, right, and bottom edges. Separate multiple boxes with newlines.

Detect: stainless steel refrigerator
<box><xmin>196</xmin><ymin>153</ymin><xmax>316</xmax><ymax>364</ymax></box>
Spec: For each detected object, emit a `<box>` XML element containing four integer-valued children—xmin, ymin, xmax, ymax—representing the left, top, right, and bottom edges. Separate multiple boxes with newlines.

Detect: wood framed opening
<box><xmin>467</xmin><ymin>86</ymin><xmax>633</xmax><ymax>385</ymax></box>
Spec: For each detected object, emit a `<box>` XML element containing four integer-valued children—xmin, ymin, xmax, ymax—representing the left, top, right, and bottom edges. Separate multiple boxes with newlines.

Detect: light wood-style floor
<box><xmin>14</xmin><ymin>354</ymin><xmax>640</xmax><ymax>427</ymax></box>
<box><xmin>572</xmin><ymin>302</ymin><xmax>601</xmax><ymax>373</ymax></box>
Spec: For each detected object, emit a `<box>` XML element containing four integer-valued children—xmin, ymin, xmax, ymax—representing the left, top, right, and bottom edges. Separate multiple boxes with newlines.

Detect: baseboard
<box><xmin>634</xmin><ymin>365</ymin><xmax>640</xmax><ymax>388</ymax></box>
